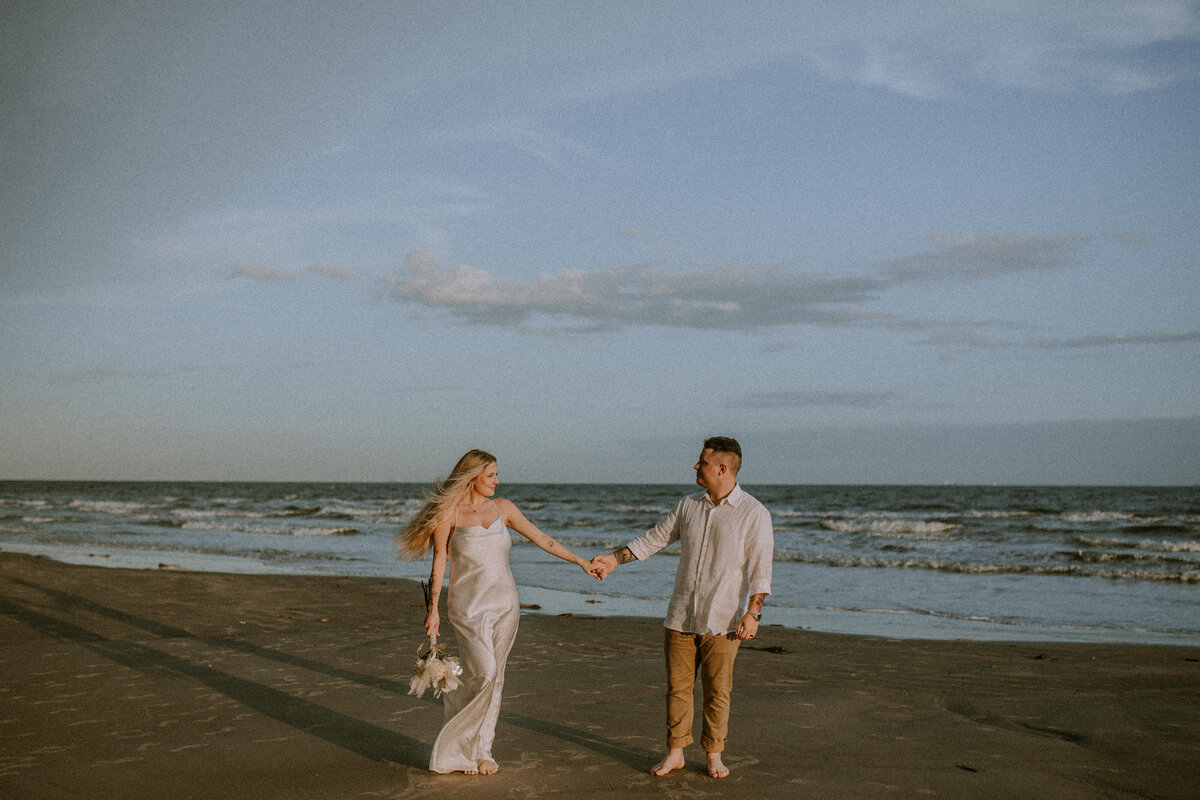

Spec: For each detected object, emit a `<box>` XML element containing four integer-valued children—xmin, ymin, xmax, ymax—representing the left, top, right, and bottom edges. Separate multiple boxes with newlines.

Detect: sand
<box><xmin>1</xmin><ymin>551</ymin><xmax>1197</xmax><ymax>799</ymax></box>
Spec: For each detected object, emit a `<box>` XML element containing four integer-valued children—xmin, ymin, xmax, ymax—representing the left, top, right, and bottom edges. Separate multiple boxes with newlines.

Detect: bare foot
<box><xmin>478</xmin><ymin>759</ymin><xmax>498</xmax><ymax>775</ymax></box>
<box><xmin>651</xmin><ymin>749</ymin><xmax>686</xmax><ymax>776</ymax></box>
<box><xmin>706</xmin><ymin>752</ymin><xmax>729</xmax><ymax>779</ymax></box>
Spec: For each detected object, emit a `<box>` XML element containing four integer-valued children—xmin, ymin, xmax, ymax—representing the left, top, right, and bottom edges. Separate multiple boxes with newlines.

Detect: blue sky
<box><xmin>2</xmin><ymin>1</ymin><xmax>1198</xmax><ymax>484</ymax></box>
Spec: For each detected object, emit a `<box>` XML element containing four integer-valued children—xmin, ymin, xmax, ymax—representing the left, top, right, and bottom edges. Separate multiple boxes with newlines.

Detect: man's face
<box><xmin>694</xmin><ymin>448</ymin><xmax>723</xmax><ymax>490</ymax></box>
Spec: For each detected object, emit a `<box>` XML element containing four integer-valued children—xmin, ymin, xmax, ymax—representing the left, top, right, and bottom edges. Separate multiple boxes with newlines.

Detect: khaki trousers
<box><xmin>663</xmin><ymin>628</ymin><xmax>740</xmax><ymax>752</ymax></box>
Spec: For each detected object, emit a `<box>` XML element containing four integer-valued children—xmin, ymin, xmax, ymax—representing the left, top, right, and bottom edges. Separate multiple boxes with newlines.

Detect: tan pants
<box><xmin>663</xmin><ymin>628</ymin><xmax>740</xmax><ymax>752</ymax></box>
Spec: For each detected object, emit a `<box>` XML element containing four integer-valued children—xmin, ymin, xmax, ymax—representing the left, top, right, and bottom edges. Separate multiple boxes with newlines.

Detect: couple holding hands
<box><xmin>397</xmin><ymin>437</ymin><xmax>774</xmax><ymax>779</ymax></box>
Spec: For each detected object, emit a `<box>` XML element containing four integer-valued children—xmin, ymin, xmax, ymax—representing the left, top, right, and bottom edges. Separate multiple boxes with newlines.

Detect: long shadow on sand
<box><xmin>2</xmin><ymin>577</ymin><xmax>656</xmax><ymax>771</ymax></box>
<box><xmin>0</xmin><ymin>593</ymin><xmax>430</xmax><ymax>766</ymax></box>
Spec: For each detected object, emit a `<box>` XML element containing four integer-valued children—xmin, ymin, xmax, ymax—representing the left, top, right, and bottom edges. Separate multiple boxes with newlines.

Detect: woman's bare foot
<box><xmin>706</xmin><ymin>752</ymin><xmax>730</xmax><ymax>779</ymax></box>
<box><xmin>477</xmin><ymin>759</ymin><xmax>498</xmax><ymax>775</ymax></box>
<box><xmin>651</xmin><ymin>749</ymin><xmax>686</xmax><ymax>776</ymax></box>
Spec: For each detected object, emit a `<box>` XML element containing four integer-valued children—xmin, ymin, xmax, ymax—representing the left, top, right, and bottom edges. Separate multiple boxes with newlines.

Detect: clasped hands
<box><xmin>586</xmin><ymin>552</ymin><xmax>617</xmax><ymax>580</ymax></box>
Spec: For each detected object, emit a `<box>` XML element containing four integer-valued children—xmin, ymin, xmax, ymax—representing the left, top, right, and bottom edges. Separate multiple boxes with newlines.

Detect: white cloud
<box><xmin>376</xmin><ymin>234</ymin><xmax>1198</xmax><ymax>354</ymax></box>
<box><xmin>381</xmin><ymin>249</ymin><xmax>896</xmax><ymax>332</ymax></box>
<box><xmin>379</xmin><ymin>232</ymin><xmax>1115</xmax><ymax>334</ymax></box>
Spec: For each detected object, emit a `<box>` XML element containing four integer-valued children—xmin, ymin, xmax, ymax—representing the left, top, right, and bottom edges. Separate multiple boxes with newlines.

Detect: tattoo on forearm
<box><xmin>748</xmin><ymin>594</ymin><xmax>765</xmax><ymax>613</ymax></box>
<box><xmin>613</xmin><ymin>547</ymin><xmax>636</xmax><ymax>564</ymax></box>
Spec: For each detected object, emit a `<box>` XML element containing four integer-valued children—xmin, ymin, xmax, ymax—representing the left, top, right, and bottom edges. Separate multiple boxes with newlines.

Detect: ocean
<box><xmin>1</xmin><ymin>481</ymin><xmax>1196</xmax><ymax>645</ymax></box>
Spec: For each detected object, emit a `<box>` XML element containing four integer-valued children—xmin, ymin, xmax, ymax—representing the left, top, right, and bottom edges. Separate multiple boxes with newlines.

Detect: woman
<box><xmin>397</xmin><ymin>449</ymin><xmax>601</xmax><ymax>775</ymax></box>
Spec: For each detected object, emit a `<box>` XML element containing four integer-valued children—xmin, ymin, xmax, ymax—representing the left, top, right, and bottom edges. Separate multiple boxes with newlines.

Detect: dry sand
<box><xmin>1</xmin><ymin>551</ymin><xmax>1197</xmax><ymax>799</ymax></box>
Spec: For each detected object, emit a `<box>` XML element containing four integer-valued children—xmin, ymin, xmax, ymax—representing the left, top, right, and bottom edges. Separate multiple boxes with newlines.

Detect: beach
<box><xmin>1</xmin><ymin>552</ymin><xmax>1197</xmax><ymax>800</ymax></box>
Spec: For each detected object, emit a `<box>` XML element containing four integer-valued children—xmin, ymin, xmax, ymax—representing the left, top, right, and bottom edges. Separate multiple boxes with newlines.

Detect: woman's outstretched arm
<box><xmin>497</xmin><ymin>498</ymin><xmax>604</xmax><ymax>579</ymax></box>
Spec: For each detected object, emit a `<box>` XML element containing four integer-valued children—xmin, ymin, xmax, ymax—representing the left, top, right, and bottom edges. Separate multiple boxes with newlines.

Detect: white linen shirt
<box><xmin>626</xmin><ymin>485</ymin><xmax>773</xmax><ymax>636</ymax></box>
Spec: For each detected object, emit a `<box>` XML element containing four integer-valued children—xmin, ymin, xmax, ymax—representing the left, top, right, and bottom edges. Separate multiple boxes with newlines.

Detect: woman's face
<box><xmin>471</xmin><ymin>462</ymin><xmax>499</xmax><ymax>497</ymax></box>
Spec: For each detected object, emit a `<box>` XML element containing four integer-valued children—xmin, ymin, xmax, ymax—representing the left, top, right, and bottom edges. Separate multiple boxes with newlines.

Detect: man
<box><xmin>591</xmin><ymin>436</ymin><xmax>773</xmax><ymax>779</ymax></box>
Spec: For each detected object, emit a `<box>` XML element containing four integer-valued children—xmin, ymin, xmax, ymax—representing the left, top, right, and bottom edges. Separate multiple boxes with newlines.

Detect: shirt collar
<box><xmin>704</xmin><ymin>484</ymin><xmax>745</xmax><ymax>507</ymax></box>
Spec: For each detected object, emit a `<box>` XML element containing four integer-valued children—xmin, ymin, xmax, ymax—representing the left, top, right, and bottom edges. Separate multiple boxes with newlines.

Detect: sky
<box><xmin>2</xmin><ymin>1</ymin><xmax>1198</xmax><ymax>485</ymax></box>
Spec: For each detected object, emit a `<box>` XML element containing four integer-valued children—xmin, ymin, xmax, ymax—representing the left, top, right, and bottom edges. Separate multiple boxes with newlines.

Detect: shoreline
<box><xmin>4</xmin><ymin>543</ymin><xmax>1198</xmax><ymax>647</ymax></box>
<box><xmin>2</xmin><ymin>551</ymin><xmax>1198</xmax><ymax>799</ymax></box>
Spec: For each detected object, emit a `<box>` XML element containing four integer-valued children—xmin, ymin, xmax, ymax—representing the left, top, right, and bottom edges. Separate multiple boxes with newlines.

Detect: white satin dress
<box><xmin>428</xmin><ymin>505</ymin><xmax>520</xmax><ymax>773</ymax></box>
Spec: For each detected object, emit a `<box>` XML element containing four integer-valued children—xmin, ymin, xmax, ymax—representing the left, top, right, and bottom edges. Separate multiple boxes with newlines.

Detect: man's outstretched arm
<box><xmin>591</xmin><ymin>546</ymin><xmax>637</xmax><ymax>577</ymax></box>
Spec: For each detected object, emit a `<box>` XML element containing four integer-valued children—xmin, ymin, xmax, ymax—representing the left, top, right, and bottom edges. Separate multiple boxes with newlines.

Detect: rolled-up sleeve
<box><xmin>744</xmin><ymin>504</ymin><xmax>774</xmax><ymax>598</ymax></box>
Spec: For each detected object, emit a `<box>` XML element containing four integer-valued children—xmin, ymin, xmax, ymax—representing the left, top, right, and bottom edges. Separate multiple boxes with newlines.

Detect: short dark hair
<box><xmin>703</xmin><ymin>436</ymin><xmax>741</xmax><ymax>458</ymax></box>
<box><xmin>703</xmin><ymin>436</ymin><xmax>742</xmax><ymax>473</ymax></box>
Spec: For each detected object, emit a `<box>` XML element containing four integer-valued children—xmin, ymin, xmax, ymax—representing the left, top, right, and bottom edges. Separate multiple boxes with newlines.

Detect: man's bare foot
<box><xmin>477</xmin><ymin>759</ymin><xmax>498</xmax><ymax>775</ymax></box>
<box><xmin>706</xmin><ymin>752</ymin><xmax>730</xmax><ymax>779</ymax></box>
<box><xmin>651</xmin><ymin>749</ymin><xmax>686</xmax><ymax>776</ymax></box>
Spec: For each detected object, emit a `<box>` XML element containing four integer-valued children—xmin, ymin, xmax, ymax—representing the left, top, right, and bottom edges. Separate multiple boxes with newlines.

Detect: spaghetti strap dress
<box><xmin>428</xmin><ymin>503</ymin><xmax>520</xmax><ymax>773</ymax></box>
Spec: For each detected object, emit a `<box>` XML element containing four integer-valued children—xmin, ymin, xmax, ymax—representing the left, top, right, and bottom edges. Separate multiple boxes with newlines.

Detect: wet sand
<box><xmin>1</xmin><ymin>551</ymin><xmax>1197</xmax><ymax>799</ymax></box>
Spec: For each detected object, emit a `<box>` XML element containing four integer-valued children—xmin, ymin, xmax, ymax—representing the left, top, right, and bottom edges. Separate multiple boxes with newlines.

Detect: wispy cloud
<box><xmin>233</xmin><ymin>265</ymin><xmax>295</xmax><ymax>282</ymax></box>
<box><xmin>307</xmin><ymin>264</ymin><xmax>357</xmax><ymax>284</ymax></box>
<box><xmin>537</xmin><ymin>5</ymin><xmax>1199</xmax><ymax>102</ymax></box>
<box><xmin>1030</xmin><ymin>330</ymin><xmax>1200</xmax><ymax>349</ymax></box>
<box><xmin>873</xmin><ymin>233</ymin><xmax>1089</xmax><ymax>283</ymax></box>
<box><xmin>734</xmin><ymin>389</ymin><xmax>903</xmax><ymax>410</ymax></box>
<box><xmin>795</xmin><ymin>4</ymin><xmax>1200</xmax><ymax>99</ymax></box>
<box><xmin>20</xmin><ymin>368</ymin><xmax>128</xmax><ymax>383</ymax></box>
<box><xmin>919</xmin><ymin>329</ymin><xmax>1016</xmax><ymax>349</ymax></box>
<box><xmin>969</xmin><ymin>3</ymin><xmax>1200</xmax><ymax>95</ymax></box>
<box><xmin>425</xmin><ymin>118</ymin><xmax>594</xmax><ymax>170</ymax></box>
<box><xmin>921</xmin><ymin>327</ymin><xmax>1200</xmax><ymax>351</ymax></box>
<box><xmin>18</xmin><ymin>360</ymin><xmax>328</xmax><ymax>385</ymax></box>
<box><xmin>618</xmin><ymin>227</ymin><xmax>663</xmax><ymax>240</ymax></box>
<box><xmin>18</xmin><ymin>367</ymin><xmax>175</xmax><ymax>383</ymax></box>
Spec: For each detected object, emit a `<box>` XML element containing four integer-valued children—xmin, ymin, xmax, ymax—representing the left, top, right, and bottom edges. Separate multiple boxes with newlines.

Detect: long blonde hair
<box><xmin>396</xmin><ymin>449</ymin><xmax>497</xmax><ymax>559</ymax></box>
